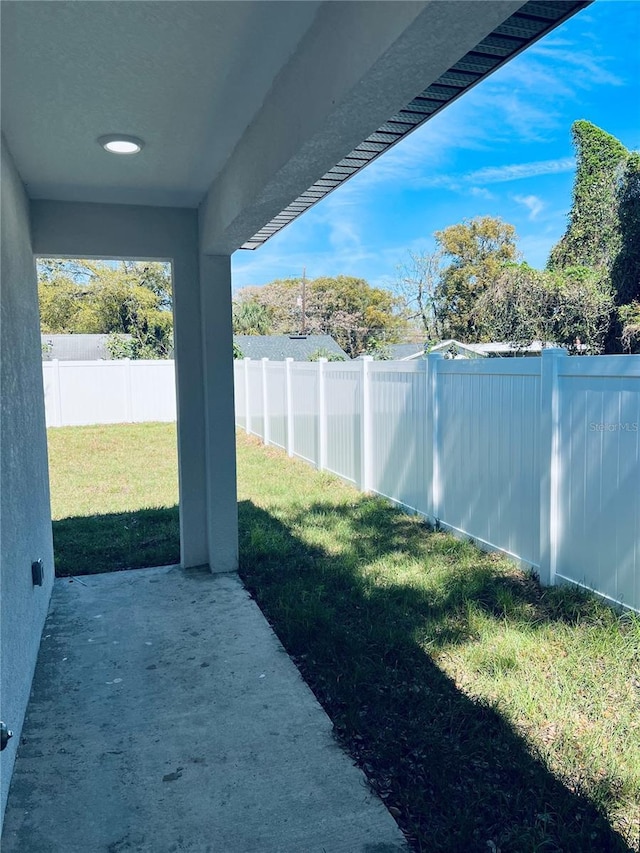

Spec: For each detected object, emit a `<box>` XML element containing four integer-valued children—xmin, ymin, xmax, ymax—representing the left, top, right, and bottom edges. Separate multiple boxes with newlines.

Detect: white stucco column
<box><xmin>171</xmin><ymin>248</ymin><xmax>209</xmax><ymax>568</ymax></box>
<box><xmin>200</xmin><ymin>254</ymin><xmax>239</xmax><ymax>572</ymax></box>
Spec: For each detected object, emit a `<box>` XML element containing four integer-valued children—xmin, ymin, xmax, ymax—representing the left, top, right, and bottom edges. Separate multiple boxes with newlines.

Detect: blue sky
<box><xmin>232</xmin><ymin>0</ymin><xmax>640</xmax><ymax>294</ymax></box>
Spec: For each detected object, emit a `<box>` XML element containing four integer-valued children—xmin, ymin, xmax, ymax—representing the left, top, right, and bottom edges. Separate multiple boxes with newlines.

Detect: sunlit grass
<box><xmin>47</xmin><ymin>422</ymin><xmax>179</xmax><ymax>518</ymax></box>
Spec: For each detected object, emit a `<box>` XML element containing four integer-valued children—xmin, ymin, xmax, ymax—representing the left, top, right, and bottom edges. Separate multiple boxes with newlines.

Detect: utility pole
<box><xmin>301</xmin><ymin>267</ymin><xmax>307</xmax><ymax>335</ymax></box>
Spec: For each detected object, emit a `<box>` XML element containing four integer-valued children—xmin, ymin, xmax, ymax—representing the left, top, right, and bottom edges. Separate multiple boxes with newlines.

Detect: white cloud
<box><xmin>529</xmin><ymin>43</ymin><xmax>624</xmax><ymax>89</ymax></box>
<box><xmin>469</xmin><ymin>187</ymin><xmax>494</xmax><ymax>200</ymax></box>
<box><xmin>514</xmin><ymin>194</ymin><xmax>544</xmax><ymax>220</ymax></box>
<box><xmin>467</xmin><ymin>157</ymin><xmax>575</xmax><ymax>185</ymax></box>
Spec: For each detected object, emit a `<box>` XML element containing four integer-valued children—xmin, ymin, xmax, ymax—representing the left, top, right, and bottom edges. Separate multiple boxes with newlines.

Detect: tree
<box><xmin>548</xmin><ymin>121</ymin><xmax>629</xmax><ymax>273</ymax></box>
<box><xmin>433</xmin><ymin>216</ymin><xmax>519</xmax><ymax>341</ymax></box>
<box><xmin>234</xmin><ymin>275</ymin><xmax>406</xmax><ymax>358</ymax></box>
<box><xmin>473</xmin><ymin>264</ymin><xmax>548</xmax><ymax>347</ymax></box>
<box><xmin>234</xmin><ymin>279</ymin><xmax>303</xmax><ymax>334</ymax></box>
<box><xmin>618</xmin><ymin>301</ymin><xmax>640</xmax><ymax>354</ymax></box>
<box><xmin>38</xmin><ymin>273</ymin><xmax>87</xmax><ymax>333</ymax></box>
<box><xmin>106</xmin><ymin>333</ymin><xmax>137</xmax><ymax>360</ymax></box>
<box><xmin>549</xmin><ymin>267</ymin><xmax>614</xmax><ymax>354</ymax></box>
<box><xmin>307</xmin><ymin>348</ymin><xmax>347</xmax><ymax>362</ymax></box>
<box><xmin>37</xmin><ymin>259</ymin><xmax>174</xmax><ymax>358</ymax></box>
<box><xmin>232</xmin><ymin>300</ymin><xmax>273</xmax><ymax>335</ymax></box>
<box><xmin>395</xmin><ymin>249</ymin><xmax>445</xmax><ymax>343</ymax></box>
<box><xmin>305</xmin><ymin>276</ymin><xmax>405</xmax><ymax>357</ymax></box>
<box><xmin>611</xmin><ymin>151</ymin><xmax>640</xmax><ymax>307</ymax></box>
<box><xmin>475</xmin><ymin>264</ymin><xmax>614</xmax><ymax>354</ymax></box>
<box><xmin>547</xmin><ymin>122</ymin><xmax>640</xmax><ymax>351</ymax></box>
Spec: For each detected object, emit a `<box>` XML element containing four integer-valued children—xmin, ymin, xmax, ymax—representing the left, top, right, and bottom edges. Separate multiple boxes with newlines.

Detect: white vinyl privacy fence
<box><xmin>41</xmin><ymin>355</ymin><xmax>639</xmax><ymax>611</ymax></box>
<box><xmin>42</xmin><ymin>359</ymin><xmax>176</xmax><ymax>426</ymax></box>
<box><xmin>235</xmin><ymin>352</ymin><xmax>640</xmax><ymax>613</ymax></box>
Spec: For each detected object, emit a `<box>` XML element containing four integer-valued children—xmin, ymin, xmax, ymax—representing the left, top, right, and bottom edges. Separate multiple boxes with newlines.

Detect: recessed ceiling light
<box><xmin>98</xmin><ymin>134</ymin><xmax>144</xmax><ymax>154</ymax></box>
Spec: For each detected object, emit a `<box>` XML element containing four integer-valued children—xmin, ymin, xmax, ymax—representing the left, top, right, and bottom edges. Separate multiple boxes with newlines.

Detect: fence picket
<box><xmin>317</xmin><ymin>358</ymin><xmax>327</xmax><ymax>471</ymax></box>
<box><xmin>285</xmin><ymin>358</ymin><xmax>294</xmax><ymax>458</ymax></box>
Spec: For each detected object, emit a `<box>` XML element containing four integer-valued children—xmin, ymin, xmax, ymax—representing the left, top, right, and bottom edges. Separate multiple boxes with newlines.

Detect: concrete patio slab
<box><xmin>2</xmin><ymin>565</ymin><xmax>407</xmax><ymax>853</ymax></box>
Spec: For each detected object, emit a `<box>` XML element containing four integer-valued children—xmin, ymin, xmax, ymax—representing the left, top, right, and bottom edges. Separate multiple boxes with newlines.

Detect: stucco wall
<box><xmin>0</xmin><ymin>136</ymin><xmax>54</xmax><ymax>823</ymax></box>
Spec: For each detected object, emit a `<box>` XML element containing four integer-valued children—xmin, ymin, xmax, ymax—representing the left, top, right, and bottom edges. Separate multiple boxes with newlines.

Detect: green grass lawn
<box><xmin>48</xmin><ymin>423</ymin><xmax>640</xmax><ymax>852</ymax></box>
<box><xmin>47</xmin><ymin>422</ymin><xmax>180</xmax><ymax>574</ymax></box>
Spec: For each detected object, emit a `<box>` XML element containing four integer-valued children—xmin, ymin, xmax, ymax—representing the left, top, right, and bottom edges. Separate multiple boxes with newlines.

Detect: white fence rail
<box><xmin>235</xmin><ymin>353</ymin><xmax>640</xmax><ymax>613</ymax></box>
<box><xmin>41</xmin><ymin>355</ymin><xmax>639</xmax><ymax>611</ymax></box>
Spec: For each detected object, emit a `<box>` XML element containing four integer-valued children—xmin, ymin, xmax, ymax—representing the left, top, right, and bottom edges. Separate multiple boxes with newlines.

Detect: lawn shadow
<box><xmin>52</xmin><ymin>506</ymin><xmax>180</xmax><ymax>576</ymax></box>
<box><xmin>238</xmin><ymin>497</ymin><xmax>633</xmax><ymax>853</ymax></box>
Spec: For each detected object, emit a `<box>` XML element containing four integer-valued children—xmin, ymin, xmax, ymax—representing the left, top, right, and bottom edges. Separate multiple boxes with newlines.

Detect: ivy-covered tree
<box><xmin>475</xmin><ymin>264</ymin><xmax>614</xmax><ymax>354</ymax></box>
<box><xmin>548</xmin><ymin>121</ymin><xmax>629</xmax><ymax>272</ymax></box>
<box><xmin>618</xmin><ymin>301</ymin><xmax>640</xmax><ymax>354</ymax></box>
<box><xmin>611</xmin><ymin>151</ymin><xmax>640</xmax><ymax>307</ymax></box>
<box><xmin>548</xmin><ymin>122</ymin><xmax>640</xmax><ymax>351</ymax></box>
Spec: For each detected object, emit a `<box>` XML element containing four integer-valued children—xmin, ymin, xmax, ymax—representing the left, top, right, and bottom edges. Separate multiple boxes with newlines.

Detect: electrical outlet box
<box><xmin>31</xmin><ymin>559</ymin><xmax>44</xmax><ymax>587</ymax></box>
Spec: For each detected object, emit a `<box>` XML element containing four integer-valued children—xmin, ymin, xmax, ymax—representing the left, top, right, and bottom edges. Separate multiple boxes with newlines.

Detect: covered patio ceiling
<box><xmin>1</xmin><ymin>1</ymin><xmax>590</xmax><ymax>255</ymax></box>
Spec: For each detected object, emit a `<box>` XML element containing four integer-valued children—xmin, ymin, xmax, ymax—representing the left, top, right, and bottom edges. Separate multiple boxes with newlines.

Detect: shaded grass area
<box><xmin>53</xmin><ymin>508</ymin><xmax>179</xmax><ymax>576</ymax></box>
<box><xmin>236</xmin><ymin>434</ymin><xmax>639</xmax><ymax>853</ymax></box>
<box><xmin>47</xmin><ymin>423</ymin><xmax>179</xmax><ymax>575</ymax></box>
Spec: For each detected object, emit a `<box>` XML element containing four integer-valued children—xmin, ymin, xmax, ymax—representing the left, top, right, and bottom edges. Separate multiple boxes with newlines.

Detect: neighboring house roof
<box><xmin>234</xmin><ymin>335</ymin><xmax>348</xmax><ymax>361</ymax></box>
<box><xmin>387</xmin><ymin>343</ymin><xmax>425</xmax><ymax>361</ymax></box>
<box><xmin>428</xmin><ymin>339</ymin><xmax>556</xmax><ymax>359</ymax></box>
<box><xmin>41</xmin><ymin>334</ymin><xmax>130</xmax><ymax>361</ymax></box>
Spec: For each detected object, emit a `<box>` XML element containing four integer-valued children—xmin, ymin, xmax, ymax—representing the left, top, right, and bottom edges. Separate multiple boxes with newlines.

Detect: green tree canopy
<box><xmin>433</xmin><ymin>216</ymin><xmax>519</xmax><ymax>341</ymax></box>
<box><xmin>38</xmin><ymin>259</ymin><xmax>173</xmax><ymax>358</ymax></box>
<box><xmin>233</xmin><ymin>275</ymin><xmax>406</xmax><ymax>358</ymax></box>
<box><xmin>232</xmin><ymin>300</ymin><xmax>273</xmax><ymax>335</ymax></box>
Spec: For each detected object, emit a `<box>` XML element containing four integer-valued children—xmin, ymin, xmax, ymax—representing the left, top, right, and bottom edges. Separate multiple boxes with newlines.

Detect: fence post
<box><xmin>52</xmin><ymin>359</ymin><xmax>63</xmax><ymax>427</ymax></box>
<box><xmin>318</xmin><ymin>358</ymin><xmax>327</xmax><ymax>471</ymax></box>
<box><xmin>285</xmin><ymin>358</ymin><xmax>294</xmax><ymax>457</ymax></box>
<box><xmin>244</xmin><ymin>358</ymin><xmax>251</xmax><ymax>434</ymax></box>
<box><xmin>123</xmin><ymin>358</ymin><xmax>133</xmax><ymax>422</ymax></box>
<box><xmin>360</xmin><ymin>356</ymin><xmax>373</xmax><ymax>491</ymax></box>
<box><xmin>539</xmin><ymin>347</ymin><xmax>566</xmax><ymax>587</ymax></box>
<box><xmin>262</xmin><ymin>358</ymin><xmax>270</xmax><ymax>446</ymax></box>
<box><xmin>427</xmin><ymin>353</ymin><xmax>443</xmax><ymax>525</ymax></box>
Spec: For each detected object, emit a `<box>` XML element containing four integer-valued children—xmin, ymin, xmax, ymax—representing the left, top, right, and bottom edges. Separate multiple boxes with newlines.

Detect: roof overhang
<box><xmin>241</xmin><ymin>0</ymin><xmax>592</xmax><ymax>250</ymax></box>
